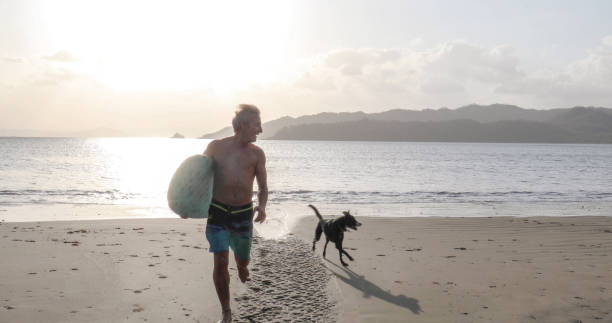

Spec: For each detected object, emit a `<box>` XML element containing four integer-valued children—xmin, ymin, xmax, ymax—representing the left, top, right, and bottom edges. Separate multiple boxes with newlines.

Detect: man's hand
<box><xmin>254</xmin><ymin>206</ymin><xmax>266</xmax><ymax>223</ymax></box>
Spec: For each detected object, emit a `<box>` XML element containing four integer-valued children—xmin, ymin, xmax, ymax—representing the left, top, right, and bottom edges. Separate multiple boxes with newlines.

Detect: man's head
<box><xmin>232</xmin><ymin>104</ymin><xmax>262</xmax><ymax>143</ymax></box>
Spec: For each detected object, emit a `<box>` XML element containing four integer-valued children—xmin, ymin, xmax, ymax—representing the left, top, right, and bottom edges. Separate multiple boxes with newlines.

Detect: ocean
<box><xmin>1</xmin><ymin>138</ymin><xmax>612</xmax><ymax>227</ymax></box>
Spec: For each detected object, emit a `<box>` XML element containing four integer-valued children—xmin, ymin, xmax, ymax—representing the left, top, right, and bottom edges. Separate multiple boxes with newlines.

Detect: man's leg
<box><xmin>213</xmin><ymin>251</ymin><xmax>232</xmax><ymax>322</ymax></box>
<box><xmin>229</xmin><ymin>228</ymin><xmax>252</xmax><ymax>283</ymax></box>
<box><xmin>234</xmin><ymin>254</ymin><xmax>250</xmax><ymax>283</ymax></box>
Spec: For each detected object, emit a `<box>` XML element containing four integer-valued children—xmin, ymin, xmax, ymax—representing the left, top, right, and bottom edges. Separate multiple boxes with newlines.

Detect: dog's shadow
<box><xmin>324</xmin><ymin>259</ymin><xmax>423</xmax><ymax>315</ymax></box>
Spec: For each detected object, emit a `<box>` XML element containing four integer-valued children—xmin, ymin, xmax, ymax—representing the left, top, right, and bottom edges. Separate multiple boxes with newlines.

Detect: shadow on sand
<box><xmin>324</xmin><ymin>259</ymin><xmax>423</xmax><ymax>314</ymax></box>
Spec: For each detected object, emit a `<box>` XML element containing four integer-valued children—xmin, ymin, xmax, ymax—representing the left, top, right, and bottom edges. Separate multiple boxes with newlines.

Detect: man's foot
<box><xmin>237</xmin><ymin>266</ymin><xmax>250</xmax><ymax>283</ymax></box>
<box><xmin>216</xmin><ymin>308</ymin><xmax>232</xmax><ymax>323</ymax></box>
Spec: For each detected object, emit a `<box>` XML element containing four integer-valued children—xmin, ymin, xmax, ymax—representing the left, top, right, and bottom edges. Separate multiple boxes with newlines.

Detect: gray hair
<box><xmin>232</xmin><ymin>104</ymin><xmax>260</xmax><ymax>132</ymax></box>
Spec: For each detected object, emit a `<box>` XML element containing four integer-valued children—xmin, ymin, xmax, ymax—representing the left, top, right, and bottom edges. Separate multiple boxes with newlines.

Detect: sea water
<box><xmin>1</xmin><ymin>138</ymin><xmax>612</xmax><ymax>228</ymax></box>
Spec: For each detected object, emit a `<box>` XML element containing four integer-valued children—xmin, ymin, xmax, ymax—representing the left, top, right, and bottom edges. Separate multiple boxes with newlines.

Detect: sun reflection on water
<box><xmin>92</xmin><ymin>137</ymin><xmax>210</xmax><ymax>208</ymax></box>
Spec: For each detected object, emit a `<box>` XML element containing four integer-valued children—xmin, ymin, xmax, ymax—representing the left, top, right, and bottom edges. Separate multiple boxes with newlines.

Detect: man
<box><xmin>203</xmin><ymin>104</ymin><xmax>268</xmax><ymax>323</ymax></box>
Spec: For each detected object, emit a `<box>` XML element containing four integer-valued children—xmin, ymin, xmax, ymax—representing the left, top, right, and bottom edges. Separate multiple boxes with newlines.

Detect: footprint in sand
<box><xmin>132</xmin><ymin>304</ymin><xmax>144</xmax><ymax>312</ymax></box>
<box><xmin>454</xmin><ymin>247</ymin><xmax>467</xmax><ymax>250</ymax></box>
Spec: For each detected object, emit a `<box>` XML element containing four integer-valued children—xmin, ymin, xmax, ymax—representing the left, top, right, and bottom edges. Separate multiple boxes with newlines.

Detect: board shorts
<box><xmin>205</xmin><ymin>199</ymin><xmax>254</xmax><ymax>261</ymax></box>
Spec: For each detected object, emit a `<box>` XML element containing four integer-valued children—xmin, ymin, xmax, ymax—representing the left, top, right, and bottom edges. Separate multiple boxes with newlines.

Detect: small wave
<box><xmin>0</xmin><ymin>189</ymin><xmax>138</xmax><ymax>205</ymax></box>
<box><xmin>266</xmin><ymin>189</ymin><xmax>602</xmax><ymax>204</ymax></box>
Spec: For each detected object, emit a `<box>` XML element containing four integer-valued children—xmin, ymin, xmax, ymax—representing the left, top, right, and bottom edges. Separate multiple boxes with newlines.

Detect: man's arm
<box><xmin>254</xmin><ymin>148</ymin><xmax>268</xmax><ymax>223</ymax></box>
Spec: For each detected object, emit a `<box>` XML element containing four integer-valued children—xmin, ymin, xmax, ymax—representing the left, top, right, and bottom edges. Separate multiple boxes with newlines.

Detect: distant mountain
<box><xmin>199</xmin><ymin>112</ymin><xmax>369</xmax><ymax>139</ymax></box>
<box><xmin>269</xmin><ymin>107</ymin><xmax>612</xmax><ymax>143</ymax></box>
<box><xmin>368</xmin><ymin>104</ymin><xmax>565</xmax><ymax>123</ymax></box>
<box><xmin>200</xmin><ymin>104</ymin><xmax>612</xmax><ymax>141</ymax></box>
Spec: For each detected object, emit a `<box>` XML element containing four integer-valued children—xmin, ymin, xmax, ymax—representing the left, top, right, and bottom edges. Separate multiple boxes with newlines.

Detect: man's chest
<box><xmin>215</xmin><ymin>150</ymin><xmax>257</xmax><ymax>171</ymax></box>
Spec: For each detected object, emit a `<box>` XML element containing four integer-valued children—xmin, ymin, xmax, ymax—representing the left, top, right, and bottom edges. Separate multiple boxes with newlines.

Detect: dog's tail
<box><xmin>308</xmin><ymin>204</ymin><xmax>323</xmax><ymax>221</ymax></box>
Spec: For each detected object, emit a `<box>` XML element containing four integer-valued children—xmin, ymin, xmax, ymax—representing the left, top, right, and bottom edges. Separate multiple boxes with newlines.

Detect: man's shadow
<box><xmin>324</xmin><ymin>260</ymin><xmax>423</xmax><ymax>314</ymax></box>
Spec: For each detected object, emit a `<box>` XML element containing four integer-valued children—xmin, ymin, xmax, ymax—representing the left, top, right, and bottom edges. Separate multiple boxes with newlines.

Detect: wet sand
<box><xmin>1</xmin><ymin>215</ymin><xmax>611</xmax><ymax>322</ymax></box>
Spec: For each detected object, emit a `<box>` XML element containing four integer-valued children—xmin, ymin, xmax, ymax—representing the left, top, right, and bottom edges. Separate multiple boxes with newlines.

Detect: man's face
<box><xmin>240</xmin><ymin>115</ymin><xmax>262</xmax><ymax>142</ymax></box>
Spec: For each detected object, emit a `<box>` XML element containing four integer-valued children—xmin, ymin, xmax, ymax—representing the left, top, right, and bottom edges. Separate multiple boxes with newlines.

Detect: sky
<box><xmin>1</xmin><ymin>0</ymin><xmax>612</xmax><ymax>137</ymax></box>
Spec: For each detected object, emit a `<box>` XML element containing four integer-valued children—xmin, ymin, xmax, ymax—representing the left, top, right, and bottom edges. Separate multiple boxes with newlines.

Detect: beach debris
<box><xmin>67</xmin><ymin>229</ymin><xmax>88</xmax><ymax>234</ymax></box>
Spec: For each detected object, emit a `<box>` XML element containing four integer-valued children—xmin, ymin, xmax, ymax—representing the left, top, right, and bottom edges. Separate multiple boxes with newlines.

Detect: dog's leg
<box><xmin>323</xmin><ymin>239</ymin><xmax>329</xmax><ymax>258</ymax></box>
<box><xmin>341</xmin><ymin>249</ymin><xmax>354</xmax><ymax>261</ymax></box>
<box><xmin>313</xmin><ymin>224</ymin><xmax>323</xmax><ymax>251</ymax></box>
<box><xmin>336</xmin><ymin>241</ymin><xmax>348</xmax><ymax>266</ymax></box>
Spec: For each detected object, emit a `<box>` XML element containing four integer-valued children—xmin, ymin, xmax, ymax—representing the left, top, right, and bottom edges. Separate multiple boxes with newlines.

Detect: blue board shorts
<box><xmin>205</xmin><ymin>199</ymin><xmax>254</xmax><ymax>261</ymax></box>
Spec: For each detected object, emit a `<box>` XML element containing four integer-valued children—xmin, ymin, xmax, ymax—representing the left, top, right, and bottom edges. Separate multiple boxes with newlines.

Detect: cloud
<box><xmin>324</xmin><ymin>48</ymin><xmax>401</xmax><ymax>76</ymax></box>
<box><xmin>288</xmin><ymin>41</ymin><xmax>525</xmax><ymax>108</ymax></box>
<box><xmin>42</xmin><ymin>50</ymin><xmax>79</xmax><ymax>62</ymax></box>
<box><xmin>30</xmin><ymin>68</ymin><xmax>78</xmax><ymax>86</ymax></box>
<box><xmin>2</xmin><ymin>57</ymin><xmax>24</xmax><ymax>64</ymax></box>
<box><xmin>495</xmin><ymin>36</ymin><xmax>612</xmax><ymax>106</ymax></box>
<box><xmin>287</xmin><ymin>38</ymin><xmax>612</xmax><ymax>109</ymax></box>
<box><xmin>425</xmin><ymin>42</ymin><xmax>523</xmax><ymax>83</ymax></box>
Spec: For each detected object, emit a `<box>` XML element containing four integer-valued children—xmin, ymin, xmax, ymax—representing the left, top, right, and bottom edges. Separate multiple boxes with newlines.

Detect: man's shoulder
<box><xmin>248</xmin><ymin>143</ymin><xmax>265</xmax><ymax>155</ymax></box>
<box><xmin>210</xmin><ymin>137</ymin><xmax>232</xmax><ymax>148</ymax></box>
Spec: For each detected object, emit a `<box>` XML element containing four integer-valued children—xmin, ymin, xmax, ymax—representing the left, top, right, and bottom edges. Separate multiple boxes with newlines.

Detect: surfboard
<box><xmin>167</xmin><ymin>155</ymin><xmax>214</xmax><ymax>219</ymax></box>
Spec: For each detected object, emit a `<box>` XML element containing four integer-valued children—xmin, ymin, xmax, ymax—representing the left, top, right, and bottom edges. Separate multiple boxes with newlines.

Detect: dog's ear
<box><xmin>343</xmin><ymin>211</ymin><xmax>351</xmax><ymax>216</ymax></box>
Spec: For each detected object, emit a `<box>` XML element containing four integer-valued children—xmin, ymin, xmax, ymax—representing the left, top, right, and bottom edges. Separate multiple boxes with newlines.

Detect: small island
<box><xmin>170</xmin><ymin>133</ymin><xmax>185</xmax><ymax>139</ymax></box>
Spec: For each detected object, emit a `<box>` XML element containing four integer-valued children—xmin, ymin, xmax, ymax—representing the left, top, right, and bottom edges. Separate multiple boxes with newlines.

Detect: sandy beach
<box><xmin>1</xmin><ymin>215</ymin><xmax>611</xmax><ymax>322</ymax></box>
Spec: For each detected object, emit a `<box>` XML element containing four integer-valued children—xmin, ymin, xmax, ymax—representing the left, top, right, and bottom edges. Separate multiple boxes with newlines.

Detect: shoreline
<box><xmin>2</xmin><ymin>200</ymin><xmax>612</xmax><ymax>224</ymax></box>
<box><xmin>1</xmin><ymin>216</ymin><xmax>612</xmax><ymax>322</ymax></box>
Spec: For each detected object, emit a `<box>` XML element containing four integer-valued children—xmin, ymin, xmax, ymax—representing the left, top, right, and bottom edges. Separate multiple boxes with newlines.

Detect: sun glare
<box><xmin>40</xmin><ymin>0</ymin><xmax>294</xmax><ymax>92</ymax></box>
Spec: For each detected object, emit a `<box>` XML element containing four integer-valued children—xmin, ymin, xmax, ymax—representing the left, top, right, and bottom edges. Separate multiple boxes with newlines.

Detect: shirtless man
<box><xmin>203</xmin><ymin>104</ymin><xmax>268</xmax><ymax>323</ymax></box>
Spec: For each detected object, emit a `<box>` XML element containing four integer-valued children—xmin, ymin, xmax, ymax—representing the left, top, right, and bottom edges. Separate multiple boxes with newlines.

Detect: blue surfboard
<box><xmin>167</xmin><ymin>155</ymin><xmax>214</xmax><ymax>219</ymax></box>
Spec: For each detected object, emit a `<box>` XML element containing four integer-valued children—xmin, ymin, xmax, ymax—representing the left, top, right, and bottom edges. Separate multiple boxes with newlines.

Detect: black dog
<box><xmin>309</xmin><ymin>204</ymin><xmax>362</xmax><ymax>266</ymax></box>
